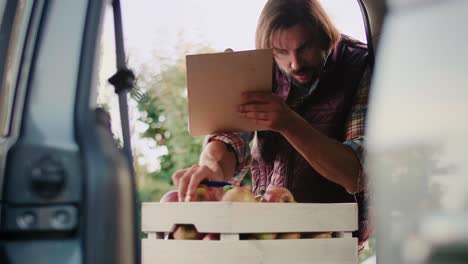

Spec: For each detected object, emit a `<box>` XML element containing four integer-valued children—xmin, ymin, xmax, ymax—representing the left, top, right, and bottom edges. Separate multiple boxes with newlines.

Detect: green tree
<box><xmin>359</xmin><ymin>235</ymin><xmax>376</xmax><ymax>263</ymax></box>
<box><xmin>134</xmin><ymin>38</ymin><xmax>215</xmax><ymax>202</ymax></box>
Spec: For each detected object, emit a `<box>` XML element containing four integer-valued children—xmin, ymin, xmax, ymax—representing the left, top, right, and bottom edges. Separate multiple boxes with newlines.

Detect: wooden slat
<box><xmin>142</xmin><ymin>238</ymin><xmax>358</xmax><ymax>264</ymax></box>
<box><xmin>142</xmin><ymin>202</ymin><xmax>357</xmax><ymax>233</ymax></box>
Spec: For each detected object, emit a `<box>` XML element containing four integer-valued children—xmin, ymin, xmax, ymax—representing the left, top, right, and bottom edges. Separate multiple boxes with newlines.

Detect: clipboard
<box><xmin>186</xmin><ymin>49</ymin><xmax>273</xmax><ymax>136</ymax></box>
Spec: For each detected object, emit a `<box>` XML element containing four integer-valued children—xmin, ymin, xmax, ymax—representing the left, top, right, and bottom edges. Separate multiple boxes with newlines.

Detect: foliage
<box><xmin>359</xmin><ymin>235</ymin><xmax>376</xmax><ymax>263</ymax></box>
<box><xmin>134</xmin><ymin>38</ymin><xmax>216</xmax><ymax>202</ymax></box>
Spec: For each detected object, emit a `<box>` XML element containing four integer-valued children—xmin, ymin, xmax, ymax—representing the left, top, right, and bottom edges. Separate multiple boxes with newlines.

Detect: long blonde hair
<box><xmin>255</xmin><ymin>0</ymin><xmax>340</xmax><ymax>51</ymax></box>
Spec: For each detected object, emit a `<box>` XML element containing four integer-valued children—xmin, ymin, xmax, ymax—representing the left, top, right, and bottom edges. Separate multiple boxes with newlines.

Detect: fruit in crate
<box><xmin>221</xmin><ymin>186</ymin><xmax>256</xmax><ymax>202</ymax></box>
<box><xmin>157</xmin><ymin>190</ymin><xmax>179</xmax><ymax>238</ymax></box>
<box><xmin>254</xmin><ymin>195</ymin><xmax>262</xmax><ymax>202</ymax></box>
<box><xmin>255</xmin><ymin>186</ymin><xmax>298</xmax><ymax>239</ymax></box>
<box><xmin>252</xmin><ymin>233</ymin><xmax>278</xmax><ymax>240</ymax></box>
<box><xmin>253</xmin><ymin>190</ymin><xmax>265</xmax><ymax>202</ymax></box>
<box><xmin>277</xmin><ymin>232</ymin><xmax>301</xmax><ymax>239</ymax></box>
<box><xmin>159</xmin><ymin>186</ymin><xmax>219</xmax><ymax>203</ymax></box>
<box><xmin>159</xmin><ymin>189</ymin><xmax>205</xmax><ymax>240</ymax></box>
<box><xmin>159</xmin><ymin>190</ymin><xmax>179</xmax><ymax>203</ymax></box>
<box><xmin>260</xmin><ymin>185</ymin><xmax>295</xmax><ymax>203</ymax></box>
<box><xmin>202</xmin><ymin>233</ymin><xmax>220</xmax><ymax>240</ymax></box>
<box><xmin>173</xmin><ymin>224</ymin><xmax>203</xmax><ymax>240</ymax></box>
<box><xmin>301</xmin><ymin>232</ymin><xmax>332</xmax><ymax>239</ymax></box>
<box><xmin>191</xmin><ymin>185</ymin><xmax>219</xmax><ymax>201</ymax></box>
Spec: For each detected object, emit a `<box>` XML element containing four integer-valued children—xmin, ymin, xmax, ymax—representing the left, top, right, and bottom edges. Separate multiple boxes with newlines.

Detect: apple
<box><xmin>242</xmin><ymin>232</ymin><xmax>278</xmax><ymax>240</ymax></box>
<box><xmin>254</xmin><ymin>195</ymin><xmax>262</xmax><ymax>202</ymax></box>
<box><xmin>159</xmin><ymin>190</ymin><xmax>179</xmax><ymax>203</ymax></box>
<box><xmin>260</xmin><ymin>185</ymin><xmax>295</xmax><ymax>203</ymax></box>
<box><xmin>160</xmin><ymin>186</ymin><xmax>220</xmax><ymax>203</ymax></box>
<box><xmin>223</xmin><ymin>185</ymin><xmax>233</xmax><ymax>193</ymax></box>
<box><xmin>157</xmin><ymin>190</ymin><xmax>179</xmax><ymax>238</ymax></box>
<box><xmin>221</xmin><ymin>186</ymin><xmax>256</xmax><ymax>202</ymax></box>
<box><xmin>202</xmin><ymin>233</ymin><xmax>220</xmax><ymax>240</ymax></box>
<box><xmin>159</xmin><ymin>190</ymin><xmax>207</xmax><ymax>239</ymax></box>
<box><xmin>191</xmin><ymin>185</ymin><xmax>219</xmax><ymax>201</ymax></box>
<box><xmin>252</xmin><ymin>233</ymin><xmax>277</xmax><ymax>240</ymax></box>
<box><xmin>277</xmin><ymin>232</ymin><xmax>301</xmax><ymax>239</ymax></box>
<box><xmin>254</xmin><ymin>186</ymin><xmax>295</xmax><ymax>239</ymax></box>
<box><xmin>254</xmin><ymin>190</ymin><xmax>266</xmax><ymax>202</ymax></box>
<box><xmin>301</xmin><ymin>232</ymin><xmax>332</xmax><ymax>239</ymax></box>
<box><xmin>173</xmin><ymin>224</ymin><xmax>203</xmax><ymax>240</ymax></box>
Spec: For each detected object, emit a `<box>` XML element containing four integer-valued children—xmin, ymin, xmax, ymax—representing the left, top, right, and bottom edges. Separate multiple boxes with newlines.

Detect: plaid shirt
<box><xmin>205</xmin><ymin>66</ymin><xmax>371</xmax><ymax>191</ymax></box>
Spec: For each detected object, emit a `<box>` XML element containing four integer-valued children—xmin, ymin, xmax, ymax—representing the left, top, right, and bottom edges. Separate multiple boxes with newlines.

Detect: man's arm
<box><xmin>285</xmin><ymin>65</ymin><xmax>371</xmax><ymax>193</ymax></box>
<box><xmin>280</xmin><ymin>115</ymin><xmax>361</xmax><ymax>193</ymax></box>
<box><xmin>238</xmin><ymin>67</ymin><xmax>371</xmax><ymax>193</ymax></box>
<box><xmin>239</xmin><ymin>93</ymin><xmax>360</xmax><ymax>192</ymax></box>
<box><xmin>342</xmin><ymin>66</ymin><xmax>371</xmax><ymax>193</ymax></box>
<box><xmin>172</xmin><ymin>132</ymin><xmax>251</xmax><ymax>201</ymax></box>
<box><xmin>199</xmin><ymin>140</ymin><xmax>237</xmax><ymax>182</ymax></box>
<box><xmin>172</xmin><ymin>141</ymin><xmax>235</xmax><ymax>202</ymax></box>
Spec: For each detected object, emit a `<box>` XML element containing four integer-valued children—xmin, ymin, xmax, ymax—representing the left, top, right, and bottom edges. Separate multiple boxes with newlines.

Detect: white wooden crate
<box><xmin>142</xmin><ymin>202</ymin><xmax>358</xmax><ymax>264</ymax></box>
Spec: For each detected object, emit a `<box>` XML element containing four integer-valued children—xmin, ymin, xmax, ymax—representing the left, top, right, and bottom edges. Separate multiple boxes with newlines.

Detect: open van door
<box><xmin>367</xmin><ymin>0</ymin><xmax>468</xmax><ymax>263</ymax></box>
<box><xmin>1</xmin><ymin>1</ymin><xmax>138</xmax><ymax>263</ymax></box>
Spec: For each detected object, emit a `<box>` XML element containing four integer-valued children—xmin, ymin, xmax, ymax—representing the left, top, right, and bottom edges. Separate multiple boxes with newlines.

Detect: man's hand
<box><xmin>238</xmin><ymin>91</ymin><xmax>299</xmax><ymax>133</ymax></box>
<box><xmin>172</xmin><ymin>164</ymin><xmax>225</xmax><ymax>202</ymax></box>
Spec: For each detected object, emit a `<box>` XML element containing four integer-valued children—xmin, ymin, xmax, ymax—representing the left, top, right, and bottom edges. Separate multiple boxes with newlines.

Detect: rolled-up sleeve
<box><xmin>343</xmin><ymin>66</ymin><xmax>371</xmax><ymax>193</ymax></box>
<box><xmin>203</xmin><ymin>132</ymin><xmax>253</xmax><ymax>184</ymax></box>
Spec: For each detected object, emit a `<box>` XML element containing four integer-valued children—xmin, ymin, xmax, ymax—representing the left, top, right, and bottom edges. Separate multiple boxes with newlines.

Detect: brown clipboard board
<box><xmin>186</xmin><ymin>49</ymin><xmax>273</xmax><ymax>136</ymax></box>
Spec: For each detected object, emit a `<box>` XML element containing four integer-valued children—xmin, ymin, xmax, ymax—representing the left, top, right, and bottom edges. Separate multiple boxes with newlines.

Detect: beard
<box><xmin>280</xmin><ymin>52</ymin><xmax>328</xmax><ymax>90</ymax></box>
<box><xmin>280</xmin><ymin>66</ymin><xmax>321</xmax><ymax>90</ymax></box>
<box><xmin>289</xmin><ymin>67</ymin><xmax>321</xmax><ymax>89</ymax></box>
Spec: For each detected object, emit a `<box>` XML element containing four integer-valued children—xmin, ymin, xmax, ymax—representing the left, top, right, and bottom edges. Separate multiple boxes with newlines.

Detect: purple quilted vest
<box><xmin>250</xmin><ymin>35</ymin><xmax>370</xmax><ymax>243</ymax></box>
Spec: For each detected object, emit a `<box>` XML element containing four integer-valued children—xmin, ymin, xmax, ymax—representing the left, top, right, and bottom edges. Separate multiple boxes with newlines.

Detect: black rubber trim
<box><xmin>0</xmin><ymin>1</ymin><xmax>18</xmax><ymax>104</ymax></box>
<box><xmin>2</xmin><ymin>0</ymin><xmax>48</xmax><ymax>206</ymax></box>
<box><xmin>357</xmin><ymin>0</ymin><xmax>375</xmax><ymax>68</ymax></box>
<box><xmin>74</xmin><ymin>0</ymin><xmax>107</xmax><ymax>263</ymax></box>
<box><xmin>75</xmin><ymin>0</ymin><xmax>139</xmax><ymax>263</ymax></box>
<box><xmin>110</xmin><ymin>1</ymin><xmax>140</xmax><ymax>262</ymax></box>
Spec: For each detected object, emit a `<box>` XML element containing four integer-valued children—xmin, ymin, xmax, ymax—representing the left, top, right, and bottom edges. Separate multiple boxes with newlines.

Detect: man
<box><xmin>173</xmin><ymin>0</ymin><xmax>372</xmax><ymax>248</ymax></box>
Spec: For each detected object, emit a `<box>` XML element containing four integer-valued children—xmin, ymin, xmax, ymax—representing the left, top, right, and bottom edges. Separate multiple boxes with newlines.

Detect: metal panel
<box><xmin>21</xmin><ymin>0</ymin><xmax>87</xmax><ymax>150</ymax></box>
<box><xmin>0</xmin><ymin>0</ymin><xmax>38</xmax><ymax>222</ymax></box>
<box><xmin>0</xmin><ymin>1</ymin><xmax>7</xmax><ymax>20</ymax></box>
<box><xmin>4</xmin><ymin>0</ymin><xmax>87</xmax><ymax>205</ymax></box>
<box><xmin>2</xmin><ymin>1</ymin><xmax>89</xmax><ymax>263</ymax></box>
<box><xmin>4</xmin><ymin>240</ymin><xmax>81</xmax><ymax>264</ymax></box>
<box><xmin>75</xmin><ymin>0</ymin><xmax>137</xmax><ymax>263</ymax></box>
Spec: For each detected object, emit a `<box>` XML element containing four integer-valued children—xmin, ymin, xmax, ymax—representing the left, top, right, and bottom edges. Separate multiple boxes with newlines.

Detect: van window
<box><xmin>96</xmin><ymin>1</ymin><xmax>372</xmax><ymax>261</ymax></box>
<box><xmin>0</xmin><ymin>1</ymin><xmax>34</xmax><ymax>137</ymax></box>
<box><xmin>0</xmin><ymin>0</ymin><xmax>16</xmax><ymax>137</ymax></box>
<box><xmin>0</xmin><ymin>1</ymin><xmax>6</xmax><ymax>22</ymax></box>
<box><xmin>321</xmin><ymin>0</ymin><xmax>367</xmax><ymax>43</ymax></box>
<box><xmin>95</xmin><ymin>0</ymin><xmax>369</xmax><ymax>199</ymax></box>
